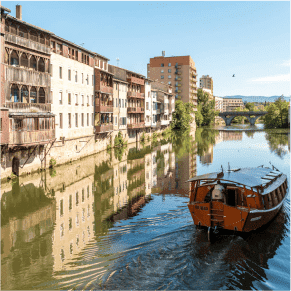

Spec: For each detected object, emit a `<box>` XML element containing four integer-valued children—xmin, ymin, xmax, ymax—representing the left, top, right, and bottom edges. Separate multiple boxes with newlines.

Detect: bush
<box><xmin>49</xmin><ymin>158</ymin><xmax>57</xmax><ymax>168</ymax></box>
<box><xmin>114</xmin><ymin>131</ymin><xmax>126</xmax><ymax>147</ymax></box>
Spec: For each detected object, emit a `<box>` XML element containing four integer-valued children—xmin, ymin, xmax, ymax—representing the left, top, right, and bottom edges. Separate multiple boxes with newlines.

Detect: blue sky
<box><xmin>3</xmin><ymin>1</ymin><xmax>290</xmax><ymax>97</ymax></box>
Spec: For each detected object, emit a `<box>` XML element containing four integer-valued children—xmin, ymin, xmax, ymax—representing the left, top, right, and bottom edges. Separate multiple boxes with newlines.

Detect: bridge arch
<box><xmin>218</xmin><ymin>111</ymin><xmax>267</xmax><ymax>126</ymax></box>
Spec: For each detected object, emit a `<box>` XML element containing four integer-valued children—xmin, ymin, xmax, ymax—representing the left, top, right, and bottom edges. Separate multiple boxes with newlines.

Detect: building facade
<box><xmin>199</xmin><ymin>75</ymin><xmax>213</xmax><ymax>95</ymax></box>
<box><xmin>223</xmin><ymin>98</ymin><xmax>244</xmax><ymax>111</ymax></box>
<box><xmin>147</xmin><ymin>54</ymin><xmax>198</xmax><ymax>108</ymax></box>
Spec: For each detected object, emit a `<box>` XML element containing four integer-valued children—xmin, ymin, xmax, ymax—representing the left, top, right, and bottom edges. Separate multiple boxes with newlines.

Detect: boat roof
<box><xmin>187</xmin><ymin>167</ymin><xmax>282</xmax><ymax>188</ymax></box>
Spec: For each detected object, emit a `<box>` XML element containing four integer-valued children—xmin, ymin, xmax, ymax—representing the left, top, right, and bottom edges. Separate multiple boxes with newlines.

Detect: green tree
<box><xmin>196</xmin><ymin>89</ymin><xmax>218</xmax><ymax>126</ymax></box>
<box><xmin>263</xmin><ymin>96</ymin><xmax>289</xmax><ymax>128</ymax></box>
<box><xmin>245</xmin><ymin>102</ymin><xmax>255</xmax><ymax>111</ymax></box>
<box><xmin>171</xmin><ymin>100</ymin><xmax>194</xmax><ymax>131</ymax></box>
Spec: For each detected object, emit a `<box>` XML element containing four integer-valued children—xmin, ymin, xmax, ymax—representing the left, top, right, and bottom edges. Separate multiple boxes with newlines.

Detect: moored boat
<box><xmin>187</xmin><ymin>166</ymin><xmax>288</xmax><ymax>241</ymax></box>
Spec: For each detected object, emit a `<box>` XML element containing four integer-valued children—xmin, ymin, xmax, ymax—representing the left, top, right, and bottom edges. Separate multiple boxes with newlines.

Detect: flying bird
<box><xmin>232</xmin><ymin>74</ymin><xmax>235</xmax><ymax>77</ymax></box>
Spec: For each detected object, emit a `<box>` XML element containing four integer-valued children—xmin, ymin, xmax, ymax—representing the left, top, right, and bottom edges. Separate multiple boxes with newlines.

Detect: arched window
<box><xmin>10</xmin><ymin>50</ymin><xmax>19</xmax><ymax>66</ymax></box>
<box><xmin>30</xmin><ymin>87</ymin><xmax>37</xmax><ymax>103</ymax></box>
<box><xmin>30</xmin><ymin>55</ymin><xmax>37</xmax><ymax>70</ymax></box>
<box><xmin>20</xmin><ymin>53</ymin><xmax>28</xmax><ymax>68</ymax></box>
<box><xmin>19</xmin><ymin>26</ymin><xmax>28</xmax><ymax>38</ymax></box>
<box><xmin>39</xmin><ymin>88</ymin><xmax>45</xmax><ymax>103</ymax></box>
<box><xmin>38</xmin><ymin>58</ymin><xmax>45</xmax><ymax>72</ymax></box>
<box><xmin>10</xmin><ymin>84</ymin><xmax>19</xmax><ymax>102</ymax></box>
<box><xmin>21</xmin><ymin>85</ymin><xmax>29</xmax><ymax>103</ymax></box>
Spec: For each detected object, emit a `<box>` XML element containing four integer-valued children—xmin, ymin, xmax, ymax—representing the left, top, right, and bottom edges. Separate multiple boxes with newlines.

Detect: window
<box><xmin>50</xmin><ymin>64</ymin><xmax>53</xmax><ymax>76</ymax></box>
<box><xmin>92</xmin><ymin>95</ymin><xmax>94</xmax><ymax>106</ymax></box>
<box><xmin>92</xmin><ymin>75</ymin><xmax>94</xmax><ymax>85</ymax></box>
<box><xmin>68</xmin><ymin>113</ymin><xmax>71</xmax><ymax>128</ymax></box>
<box><xmin>168</xmin><ymin>63</ymin><xmax>171</xmax><ymax>66</ymax></box>
<box><xmin>92</xmin><ymin>113</ymin><xmax>94</xmax><ymax>126</ymax></box>
<box><xmin>68</xmin><ymin>93</ymin><xmax>71</xmax><ymax>105</ymax></box>
<box><xmin>168</xmin><ymin>81</ymin><xmax>171</xmax><ymax>85</ymax></box>
<box><xmin>60</xmin><ymin>199</ymin><xmax>64</xmax><ymax>216</ymax></box>
<box><xmin>59</xmin><ymin>92</ymin><xmax>62</xmax><ymax>104</ymax></box>
<box><xmin>87</xmin><ymin>95</ymin><xmax>89</xmax><ymax>105</ymax></box>
<box><xmin>69</xmin><ymin>195</ymin><xmax>72</xmax><ymax>210</ymax></box>
<box><xmin>161</xmin><ymin>69</ymin><xmax>164</xmax><ymax>73</ymax></box>
<box><xmin>87</xmin><ymin>74</ymin><xmax>89</xmax><ymax>85</ymax></box>
<box><xmin>87</xmin><ymin>113</ymin><xmax>89</xmax><ymax>126</ymax></box>
<box><xmin>59</xmin><ymin>67</ymin><xmax>62</xmax><ymax>79</ymax></box>
<box><xmin>59</xmin><ymin>113</ymin><xmax>63</xmax><ymax>129</ymax></box>
<box><xmin>0</xmin><ymin>118</ymin><xmax>2</xmax><ymax>131</ymax></box>
<box><xmin>115</xmin><ymin>116</ymin><xmax>117</xmax><ymax>125</ymax></box>
<box><xmin>161</xmin><ymin>76</ymin><xmax>164</xmax><ymax>79</ymax></box>
<box><xmin>168</xmin><ymin>69</ymin><xmax>171</xmax><ymax>73</ymax></box>
<box><xmin>146</xmin><ymin>102</ymin><xmax>149</xmax><ymax>110</ymax></box>
<box><xmin>81</xmin><ymin>113</ymin><xmax>84</xmax><ymax>127</ymax></box>
<box><xmin>122</xmin><ymin>99</ymin><xmax>124</xmax><ymax>108</ymax></box>
<box><xmin>82</xmin><ymin>95</ymin><xmax>84</xmax><ymax>105</ymax></box>
<box><xmin>76</xmin><ymin>191</ymin><xmax>79</xmax><ymax>205</ymax></box>
<box><xmin>75</xmin><ymin>114</ymin><xmax>78</xmax><ymax>127</ymax></box>
<box><xmin>68</xmin><ymin>69</ymin><xmax>71</xmax><ymax>81</ymax></box>
<box><xmin>161</xmin><ymin>63</ymin><xmax>164</xmax><ymax>67</ymax></box>
<box><xmin>75</xmin><ymin>71</ymin><xmax>78</xmax><ymax>82</ymax></box>
<box><xmin>82</xmin><ymin>73</ymin><xmax>84</xmax><ymax>84</ymax></box>
<box><xmin>168</xmin><ymin>75</ymin><xmax>171</xmax><ymax>79</ymax></box>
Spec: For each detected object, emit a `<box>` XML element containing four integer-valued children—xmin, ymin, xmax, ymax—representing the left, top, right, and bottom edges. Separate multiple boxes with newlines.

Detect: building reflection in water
<box><xmin>1</xmin><ymin>135</ymin><xmax>195</xmax><ymax>289</ymax></box>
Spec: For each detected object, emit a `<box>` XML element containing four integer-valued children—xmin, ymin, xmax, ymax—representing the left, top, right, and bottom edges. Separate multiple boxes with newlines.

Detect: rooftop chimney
<box><xmin>16</xmin><ymin>5</ymin><xmax>22</xmax><ymax>20</ymax></box>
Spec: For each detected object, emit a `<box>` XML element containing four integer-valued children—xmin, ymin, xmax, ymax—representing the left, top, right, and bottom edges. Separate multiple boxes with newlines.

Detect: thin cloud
<box><xmin>251</xmin><ymin>73</ymin><xmax>290</xmax><ymax>83</ymax></box>
<box><xmin>281</xmin><ymin>60</ymin><xmax>290</xmax><ymax>67</ymax></box>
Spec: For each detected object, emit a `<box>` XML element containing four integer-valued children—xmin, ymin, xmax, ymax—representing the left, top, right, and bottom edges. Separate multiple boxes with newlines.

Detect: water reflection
<box><xmin>1</xmin><ymin>128</ymin><xmax>289</xmax><ymax>290</ymax></box>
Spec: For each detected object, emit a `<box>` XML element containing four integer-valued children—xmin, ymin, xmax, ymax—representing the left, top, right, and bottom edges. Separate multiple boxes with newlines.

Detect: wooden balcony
<box><xmin>127</xmin><ymin>91</ymin><xmax>145</xmax><ymax>99</ymax></box>
<box><xmin>95</xmin><ymin>124</ymin><xmax>113</xmax><ymax>133</ymax></box>
<box><xmin>127</xmin><ymin>76</ymin><xmax>144</xmax><ymax>85</ymax></box>
<box><xmin>127</xmin><ymin>107</ymin><xmax>144</xmax><ymax>114</ymax></box>
<box><xmin>5</xmin><ymin>102</ymin><xmax>51</xmax><ymax>113</ymax></box>
<box><xmin>127</xmin><ymin>122</ymin><xmax>145</xmax><ymax>129</ymax></box>
<box><xmin>95</xmin><ymin>104</ymin><xmax>113</xmax><ymax>113</ymax></box>
<box><xmin>99</xmin><ymin>85</ymin><xmax>113</xmax><ymax>94</ymax></box>
<box><xmin>6</xmin><ymin>66</ymin><xmax>50</xmax><ymax>87</ymax></box>
<box><xmin>5</xmin><ymin>33</ymin><xmax>51</xmax><ymax>55</ymax></box>
<box><xmin>9</xmin><ymin>129</ymin><xmax>54</xmax><ymax>146</ymax></box>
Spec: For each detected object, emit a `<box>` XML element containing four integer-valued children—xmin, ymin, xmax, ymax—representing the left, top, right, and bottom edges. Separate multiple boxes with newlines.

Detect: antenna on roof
<box><xmin>221</xmin><ymin>165</ymin><xmax>224</xmax><ymax>173</ymax></box>
<box><xmin>116</xmin><ymin>57</ymin><xmax>119</xmax><ymax>67</ymax></box>
<box><xmin>162</xmin><ymin>51</ymin><xmax>165</xmax><ymax>57</ymax></box>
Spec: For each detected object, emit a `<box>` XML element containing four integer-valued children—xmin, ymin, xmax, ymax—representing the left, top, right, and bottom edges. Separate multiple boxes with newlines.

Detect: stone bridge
<box><xmin>218</xmin><ymin>111</ymin><xmax>267</xmax><ymax>126</ymax></box>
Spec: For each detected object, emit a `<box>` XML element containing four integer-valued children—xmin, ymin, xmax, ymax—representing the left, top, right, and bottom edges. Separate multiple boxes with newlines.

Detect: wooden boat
<box><xmin>187</xmin><ymin>166</ymin><xmax>288</xmax><ymax>241</ymax></box>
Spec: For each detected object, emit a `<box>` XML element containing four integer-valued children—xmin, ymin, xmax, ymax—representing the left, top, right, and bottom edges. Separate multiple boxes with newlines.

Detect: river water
<box><xmin>1</xmin><ymin>126</ymin><xmax>290</xmax><ymax>290</ymax></box>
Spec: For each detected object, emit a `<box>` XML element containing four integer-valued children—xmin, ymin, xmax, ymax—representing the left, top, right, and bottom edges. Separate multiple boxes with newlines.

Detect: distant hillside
<box><xmin>221</xmin><ymin>96</ymin><xmax>290</xmax><ymax>103</ymax></box>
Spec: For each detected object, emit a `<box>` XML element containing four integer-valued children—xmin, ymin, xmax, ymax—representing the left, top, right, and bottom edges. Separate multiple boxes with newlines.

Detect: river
<box><xmin>1</xmin><ymin>126</ymin><xmax>290</xmax><ymax>290</ymax></box>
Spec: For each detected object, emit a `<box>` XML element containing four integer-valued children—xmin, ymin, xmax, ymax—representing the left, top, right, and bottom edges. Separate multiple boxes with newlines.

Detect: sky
<box><xmin>2</xmin><ymin>1</ymin><xmax>290</xmax><ymax>97</ymax></box>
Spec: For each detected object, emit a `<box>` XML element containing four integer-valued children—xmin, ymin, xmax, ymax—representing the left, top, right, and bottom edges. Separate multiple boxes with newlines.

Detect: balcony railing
<box><xmin>5</xmin><ymin>102</ymin><xmax>51</xmax><ymax>113</ymax></box>
<box><xmin>127</xmin><ymin>76</ymin><xmax>145</xmax><ymax>85</ymax></box>
<box><xmin>127</xmin><ymin>91</ymin><xmax>145</xmax><ymax>98</ymax></box>
<box><xmin>99</xmin><ymin>85</ymin><xmax>113</xmax><ymax>94</ymax></box>
<box><xmin>95</xmin><ymin>104</ymin><xmax>113</xmax><ymax>113</ymax></box>
<box><xmin>5</xmin><ymin>33</ymin><xmax>51</xmax><ymax>54</ymax></box>
<box><xmin>127</xmin><ymin>122</ymin><xmax>145</xmax><ymax>129</ymax></box>
<box><xmin>127</xmin><ymin>107</ymin><xmax>144</xmax><ymax>114</ymax></box>
<box><xmin>9</xmin><ymin>129</ymin><xmax>54</xmax><ymax>145</ymax></box>
<box><xmin>6</xmin><ymin>66</ymin><xmax>50</xmax><ymax>87</ymax></box>
<box><xmin>95</xmin><ymin>124</ymin><xmax>113</xmax><ymax>133</ymax></box>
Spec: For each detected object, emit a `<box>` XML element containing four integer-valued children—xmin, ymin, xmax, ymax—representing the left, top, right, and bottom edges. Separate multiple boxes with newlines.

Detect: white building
<box><xmin>214</xmin><ymin>96</ymin><xmax>224</xmax><ymax>112</ymax></box>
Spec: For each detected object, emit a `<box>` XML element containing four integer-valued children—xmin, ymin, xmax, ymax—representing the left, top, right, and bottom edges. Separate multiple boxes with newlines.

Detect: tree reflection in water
<box><xmin>265</xmin><ymin>131</ymin><xmax>290</xmax><ymax>158</ymax></box>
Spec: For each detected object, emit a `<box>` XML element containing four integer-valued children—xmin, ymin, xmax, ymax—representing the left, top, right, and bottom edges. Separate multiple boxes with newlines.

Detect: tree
<box><xmin>196</xmin><ymin>89</ymin><xmax>218</xmax><ymax>126</ymax></box>
<box><xmin>171</xmin><ymin>100</ymin><xmax>194</xmax><ymax>131</ymax></box>
<box><xmin>245</xmin><ymin>102</ymin><xmax>255</xmax><ymax>111</ymax></box>
<box><xmin>263</xmin><ymin>96</ymin><xmax>289</xmax><ymax>128</ymax></box>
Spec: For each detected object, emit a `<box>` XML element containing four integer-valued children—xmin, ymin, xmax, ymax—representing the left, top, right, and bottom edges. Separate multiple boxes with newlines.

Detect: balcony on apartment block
<box><xmin>127</xmin><ymin>107</ymin><xmax>144</xmax><ymax>114</ymax></box>
<box><xmin>127</xmin><ymin>122</ymin><xmax>145</xmax><ymax>129</ymax></box>
<box><xmin>127</xmin><ymin>91</ymin><xmax>145</xmax><ymax>99</ymax></box>
<box><xmin>95</xmin><ymin>123</ymin><xmax>113</xmax><ymax>133</ymax></box>
<box><xmin>127</xmin><ymin>76</ymin><xmax>145</xmax><ymax>85</ymax></box>
<box><xmin>95</xmin><ymin>101</ymin><xmax>113</xmax><ymax>113</ymax></box>
<box><xmin>99</xmin><ymin>84</ymin><xmax>113</xmax><ymax>95</ymax></box>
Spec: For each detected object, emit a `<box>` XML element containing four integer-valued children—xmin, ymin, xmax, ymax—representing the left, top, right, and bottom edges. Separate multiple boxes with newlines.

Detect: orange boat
<box><xmin>187</xmin><ymin>166</ymin><xmax>288</xmax><ymax>241</ymax></box>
